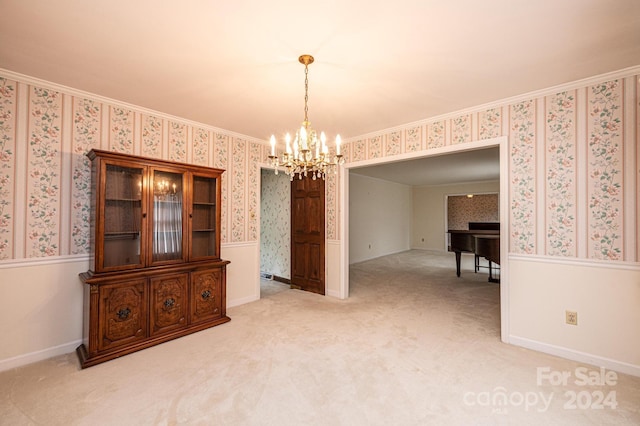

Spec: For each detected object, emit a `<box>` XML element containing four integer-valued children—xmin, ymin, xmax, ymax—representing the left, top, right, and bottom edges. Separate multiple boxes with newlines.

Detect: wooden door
<box><xmin>291</xmin><ymin>176</ymin><xmax>325</xmax><ymax>295</ymax></box>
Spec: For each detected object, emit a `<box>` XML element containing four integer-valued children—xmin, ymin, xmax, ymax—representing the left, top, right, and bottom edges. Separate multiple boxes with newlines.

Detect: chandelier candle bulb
<box><xmin>300</xmin><ymin>126</ymin><xmax>307</xmax><ymax>151</ymax></box>
<box><xmin>270</xmin><ymin>135</ymin><xmax>276</xmax><ymax>156</ymax></box>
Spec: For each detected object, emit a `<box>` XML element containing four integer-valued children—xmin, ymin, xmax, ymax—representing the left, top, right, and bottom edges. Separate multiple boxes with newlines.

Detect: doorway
<box><xmin>258</xmin><ymin>168</ymin><xmax>327</xmax><ymax>296</ymax></box>
<box><xmin>259</xmin><ymin>169</ymin><xmax>291</xmax><ymax>295</ymax></box>
<box><xmin>339</xmin><ymin>137</ymin><xmax>509</xmax><ymax>342</ymax></box>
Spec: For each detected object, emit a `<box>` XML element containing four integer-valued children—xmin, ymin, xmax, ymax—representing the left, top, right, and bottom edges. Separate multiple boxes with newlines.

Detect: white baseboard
<box><xmin>509</xmin><ymin>335</ymin><xmax>640</xmax><ymax>378</ymax></box>
<box><xmin>326</xmin><ymin>289</ymin><xmax>341</xmax><ymax>298</ymax></box>
<box><xmin>227</xmin><ymin>294</ymin><xmax>259</xmax><ymax>309</ymax></box>
<box><xmin>0</xmin><ymin>340</ymin><xmax>82</xmax><ymax>373</ymax></box>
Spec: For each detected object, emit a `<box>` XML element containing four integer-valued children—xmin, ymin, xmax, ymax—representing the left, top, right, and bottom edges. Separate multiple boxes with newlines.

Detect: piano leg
<box><xmin>455</xmin><ymin>251</ymin><xmax>462</xmax><ymax>277</ymax></box>
<box><xmin>488</xmin><ymin>261</ymin><xmax>500</xmax><ymax>283</ymax></box>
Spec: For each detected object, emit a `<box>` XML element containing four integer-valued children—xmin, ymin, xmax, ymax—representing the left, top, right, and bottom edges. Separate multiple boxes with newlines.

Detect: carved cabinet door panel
<box><xmin>190</xmin><ymin>269</ymin><xmax>222</xmax><ymax>324</ymax></box>
<box><xmin>150</xmin><ymin>272</ymin><xmax>188</xmax><ymax>336</ymax></box>
<box><xmin>98</xmin><ymin>279</ymin><xmax>148</xmax><ymax>352</ymax></box>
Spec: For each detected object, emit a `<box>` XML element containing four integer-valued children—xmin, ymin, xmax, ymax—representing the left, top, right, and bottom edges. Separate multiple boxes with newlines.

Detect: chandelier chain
<box><xmin>304</xmin><ymin>64</ymin><xmax>309</xmax><ymax>123</ymax></box>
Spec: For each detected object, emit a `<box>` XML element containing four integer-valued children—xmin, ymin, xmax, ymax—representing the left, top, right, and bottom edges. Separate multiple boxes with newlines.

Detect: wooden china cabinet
<box><xmin>76</xmin><ymin>149</ymin><xmax>230</xmax><ymax>368</ymax></box>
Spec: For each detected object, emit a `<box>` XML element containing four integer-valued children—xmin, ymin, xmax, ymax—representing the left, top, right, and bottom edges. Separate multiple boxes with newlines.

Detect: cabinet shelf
<box><xmin>105</xmin><ymin>231</ymin><xmax>140</xmax><ymax>237</ymax></box>
<box><xmin>106</xmin><ymin>198</ymin><xmax>141</xmax><ymax>202</ymax></box>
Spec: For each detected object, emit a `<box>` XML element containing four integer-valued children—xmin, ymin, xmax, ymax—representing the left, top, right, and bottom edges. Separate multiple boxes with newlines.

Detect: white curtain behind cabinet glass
<box><xmin>153</xmin><ymin>174</ymin><xmax>183</xmax><ymax>260</ymax></box>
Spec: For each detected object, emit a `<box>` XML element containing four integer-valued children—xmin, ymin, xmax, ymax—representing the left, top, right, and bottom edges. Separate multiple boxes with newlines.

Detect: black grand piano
<box><xmin>448</xmin><ymin>222</ymin><xmax>500</xmax><ymax>283</ymax></box>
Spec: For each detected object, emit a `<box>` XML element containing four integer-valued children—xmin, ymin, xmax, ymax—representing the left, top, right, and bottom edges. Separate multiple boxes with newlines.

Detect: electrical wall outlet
<box><xmin>566</xmin><ymin>310</ymin><xmax>578</xmax><ymax>325</ymax></box>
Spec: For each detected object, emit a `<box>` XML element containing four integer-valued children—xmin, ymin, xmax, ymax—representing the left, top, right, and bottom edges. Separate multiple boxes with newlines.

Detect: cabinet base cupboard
<box><xmin>77</xmin><ymin>150</ymin><xmax>230</xmax><ymax>368</ymax></box>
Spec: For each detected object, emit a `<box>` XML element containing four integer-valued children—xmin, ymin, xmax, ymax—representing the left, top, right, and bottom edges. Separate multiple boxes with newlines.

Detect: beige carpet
<box><xmin>1</xmin><ymin>250</ymin><xmax>638</xmax><ymax>425</ymax></box>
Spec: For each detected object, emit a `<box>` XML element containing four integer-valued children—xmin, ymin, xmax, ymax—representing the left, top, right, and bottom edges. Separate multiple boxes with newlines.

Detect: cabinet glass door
<box><xmin>191</xmin><ymin>175</ymin><xmax>218</xmax><ymax>259</ymax></box>
<box><xmin>103</xmin><ymin>164</ymin><xmax>144</xmax><ymax>269</ymax></box>
<box><xmin>151</xmin><ymin>170</ymin><xmax>185</xmax><ymax>263</ymax></box>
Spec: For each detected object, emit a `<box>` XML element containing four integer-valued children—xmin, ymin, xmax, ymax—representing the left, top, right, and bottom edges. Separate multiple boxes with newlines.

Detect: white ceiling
<box><xmin>350</xmin><ymin>146</ymin><xmax>500</xmax><ymax>186</ymax></box>
<box><xmin>2</xmin><ymin>1</ymin><xmax>639</xmax><ymax>185</ymax></box>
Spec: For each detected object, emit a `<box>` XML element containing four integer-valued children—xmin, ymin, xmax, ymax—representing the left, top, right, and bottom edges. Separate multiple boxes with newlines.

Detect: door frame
<box><xmin>338</xmin><ymin>136</ymin><xmax>510</xmax><ymax>344</ymax></box>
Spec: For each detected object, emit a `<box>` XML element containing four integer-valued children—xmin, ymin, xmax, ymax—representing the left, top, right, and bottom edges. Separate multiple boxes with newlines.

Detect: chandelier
<box><xmin>154</xmin><ymin>179</ymin><xmax>177</xmax><ymax>200</ymax></box>
<box><xmin>268</xmin><ymin>54</ymin><xmax>344</xmax><ymax>180</ymax></box>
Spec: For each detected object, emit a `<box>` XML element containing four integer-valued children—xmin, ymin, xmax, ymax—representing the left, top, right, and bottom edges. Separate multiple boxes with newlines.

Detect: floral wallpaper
<box><xmin>368</xmin><ymin>135</ymin><xmax>382</xmax><ymax>159</ymax></box>
<box><xmin>0</xmin><ymin>78</ymin><xmax>16</xmax><ymax>260</ymax></box>
<box><xmin>509</xmin><ymin>100</ymin><xmax>536</xmax><ymax>254</ymax></box>
<box><xmin>192</xmin><ymin>127</ymin><xmax>210</xmax><ymax>166</ymax></box>
<box><xmin>479</xmin><ymin>107</ymin><xmax>502</xmax><ymax>140</ymax></box>
<box><xmin>71</xmin><ymin>97</ymin><xmax>101</xmax><ymax>254</ymax></box>
<box><xmin>352</xmin><ymin>139</ymin><xmax>366</xmax><ymax>162</ymax></box>
<box><xmin>326</xmin><ymin>150</ymin><xmax>338</xmax><ymax>240</ymax></box>
<box><xmin>141</xmin><ymin>114</ymin><xmax>163</xmax><ymax>158</ymax></box>
<box><xmin>587</xmin><ymin>80</ymin><xmax>623</xmax><ymax>261</ymax></box>
<box><xmin>385</xmin><ymin>131</ymin><xmax>401</xmax><ymax>156</ymax></box>
<box><xmin>169</xmin><ymin>121</ymin><xmax>187</xmax><ymax>162</ymax></box>
<box><xmin>405</xmin><ymin>126</ymin><xmax>422</xmax><ymax>152</ymax></box>
<box><xmin>545</xmin><ymin>91</ymin><xmax>576</xmax><ymax>257</ymax></box>
<box><xmin>341</xmin><ymin>138</ymin><xmax>352</xmax><ymax>164</ymax></box>
<box><xmin>248</xmin><ymin>142</ymin><xmax>261</xmax><ymax>241</ymax></box>
<box><xmin>109</xmin><ymin>106</ymin><xmax>134</xmax><ymax>153</ymax></box>
<box><xmin>231</xmin><ymin>138</ymin><xmax>246</xmax><ymax>242</ymax></box>
<box><xmin>427</xmin><ymin>121</ymin><xmax>445</xmax><ymax>149</ymax></box>
<box><xmin>27</xmin><ymin>86</ymin><xmax>62</xmax><ymax>257</ymax></box>
<box><xmin>452</xmin><ymin>114</ymin><xmax>472</xmax><ymax>144</ymax></box>
<box><xmin>214</xmin><ymin>133</ymin><xmax>229</xmax><ymax>244</ymax></box>
<box><xmin>0</xmin><ymin>68</ymin><xmax>637</xmax><ymax>264</ymax></box>
<box><xmin>260</xmin><ymin>169</ymin><xmax>290</xmax><ymax>278</ymax></box>
<box><xmin>447</xmin><ymin>194</ymin><xmax>499</xmax><ymax>231</ymax></box>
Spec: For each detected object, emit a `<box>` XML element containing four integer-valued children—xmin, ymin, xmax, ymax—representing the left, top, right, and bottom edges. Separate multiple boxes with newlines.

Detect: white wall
<box><xmin>349</xmin><ymin>173</ymin><xmax>412</xmax><ymax>264</ymax></box>
<box><xmin>412</xmin><ymin>181</ymin><xmax>500</xmax><ymax>251</ymax></box>
<box><xmin>0</xmin><ymin>258</ymin><xmax>88</xmax><ymax>369</ymax></box>
<box><xmin>509</xmin><ymin>257</ymin><xmax>640</xmax><ymax>376</ymax></box>
<box><xmin>223</xmin><ymin>243</ymin><xmax>261</xmax><ymax>308</ymax></box>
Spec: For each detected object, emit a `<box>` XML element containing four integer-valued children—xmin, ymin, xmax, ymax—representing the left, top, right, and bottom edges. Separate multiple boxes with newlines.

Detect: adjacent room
<box><xmin>1</xmin><ymin>1</ymin><xmax>639</xmax><ymax>424</ymax></box>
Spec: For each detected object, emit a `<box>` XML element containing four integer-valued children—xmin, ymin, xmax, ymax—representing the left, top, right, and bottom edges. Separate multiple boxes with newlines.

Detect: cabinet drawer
<box><xmin>98</xmin><ymin>279</ymin><xmax>148</xmax><ymax>352</ymax></box>
<box><xmin>190</xmin><ymin>269</ymin><xmax>223</xmax><ymax>324</ymax></box>
<box><xmin>150</xmin><ymin>272</ymin><xmax>188</xmax><ymax>336</ymax></box>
